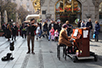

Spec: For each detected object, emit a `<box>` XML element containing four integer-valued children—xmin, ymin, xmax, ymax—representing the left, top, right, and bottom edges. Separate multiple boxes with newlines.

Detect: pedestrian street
<box><xmin>0</xmin><ymin>35</ymin><xmax>102</xmax><ymax>68</ymax></box>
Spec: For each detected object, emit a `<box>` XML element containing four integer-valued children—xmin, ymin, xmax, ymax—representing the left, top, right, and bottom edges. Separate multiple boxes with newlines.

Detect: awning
<box><xmin>26</xmin><ymin>14</ymin><xmax>40</xmax><ymax>20</ymax></box>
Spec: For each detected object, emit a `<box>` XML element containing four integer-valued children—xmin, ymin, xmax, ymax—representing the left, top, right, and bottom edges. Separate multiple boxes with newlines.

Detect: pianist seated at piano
<box><xmin>58</xmin><ymin>24</ymin><xmax>73</xmax><ymax>53</ymax></box>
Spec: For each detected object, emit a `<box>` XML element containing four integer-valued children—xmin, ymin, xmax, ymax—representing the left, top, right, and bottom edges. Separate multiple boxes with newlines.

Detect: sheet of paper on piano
<box><xmin>83</xmin><ymin>30</ymin><xmax>89</xmax><ymax>38</ymax></box>
<box><xmin>73</xmin><ymin>29</ymin><xmax>78</xmax><ymax>37</ymax></box>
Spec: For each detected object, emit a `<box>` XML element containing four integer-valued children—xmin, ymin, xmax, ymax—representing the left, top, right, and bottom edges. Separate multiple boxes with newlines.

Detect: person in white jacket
<box><xmin>36</xmin><ymin>23</ymin><xmax>40</xmax><ymax>40</ymax></box>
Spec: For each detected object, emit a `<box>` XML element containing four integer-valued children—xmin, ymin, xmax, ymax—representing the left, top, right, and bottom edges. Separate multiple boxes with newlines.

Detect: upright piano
<box><xmin>71</xmin><ymin>27</ymin><xmax>90</xmax><ymax>57</ymax></box>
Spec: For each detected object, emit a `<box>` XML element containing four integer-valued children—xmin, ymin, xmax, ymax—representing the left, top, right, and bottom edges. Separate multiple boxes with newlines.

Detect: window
<box><xmin>26</xmin><ymin>2</ymin><xmax>29</xmax><ymax>7</ymax></box>
<box><xmin>56</xmin><ymin>0</ymin><xmax>81</xmax><ymax>13</ymax></box>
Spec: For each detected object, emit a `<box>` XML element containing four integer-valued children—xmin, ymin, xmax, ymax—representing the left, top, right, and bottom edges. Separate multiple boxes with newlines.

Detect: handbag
<box><xmin>93</xmin><ymin>33</ymin><xmax>95</xmax><ymax>38</ymax></box>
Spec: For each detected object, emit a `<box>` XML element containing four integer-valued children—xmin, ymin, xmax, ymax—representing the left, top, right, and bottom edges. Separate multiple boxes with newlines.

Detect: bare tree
<box><xmin>17</xmin><ymin>6</ymin><xmax>30</xmax><ymax>22</ymax></box>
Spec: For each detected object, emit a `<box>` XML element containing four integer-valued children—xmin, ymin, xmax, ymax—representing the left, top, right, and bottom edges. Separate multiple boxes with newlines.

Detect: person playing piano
<box><xmin>58</xmin><ymin>24</ymin><xmax>73</xmax><ymax>53</ymax></box>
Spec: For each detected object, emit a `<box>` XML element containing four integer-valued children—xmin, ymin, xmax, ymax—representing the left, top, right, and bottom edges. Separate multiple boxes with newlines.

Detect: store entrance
<box><xmin>55</xmin><ymin>0</ymin><xmax>82</xmax><ymax>23</ymax></box>
<box><xmin>58</xmin><ymin>13</ymin><xmax>78</xmax><ymax>23</ymax></box>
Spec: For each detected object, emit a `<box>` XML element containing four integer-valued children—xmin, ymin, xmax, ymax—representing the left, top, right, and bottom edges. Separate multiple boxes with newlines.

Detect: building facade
<box><xmin>41</xmin><ymin>0</ymin><xmax>102</xmax><ymax>30</ymax></box>
<box><xmin>11</xmin><ymin>0</ymin><xmax>35</xmax><ymax>14</ymax></box>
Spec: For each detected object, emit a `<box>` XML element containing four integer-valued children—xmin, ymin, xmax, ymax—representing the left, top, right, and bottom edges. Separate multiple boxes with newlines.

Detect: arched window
<box><xmin>55</xmin><ymin>0</ymin><xmax>81</xmax><ymax>23</ymax></box>
<box><xmin>55</xmin><ymin>0</ymin><xmax>81</xmax><ymax>13</ymax></box>
<box><xmin>56</xmin><ymin>0</ymin><xmax>64</xmax><ymax>12</ymax></box>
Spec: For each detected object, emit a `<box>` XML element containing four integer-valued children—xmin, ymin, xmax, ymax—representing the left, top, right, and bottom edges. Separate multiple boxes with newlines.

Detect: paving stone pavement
<box><xmin>0</xmin><ymin>33</ymin><xmax>102</xmax><ymax>68</ymax></box>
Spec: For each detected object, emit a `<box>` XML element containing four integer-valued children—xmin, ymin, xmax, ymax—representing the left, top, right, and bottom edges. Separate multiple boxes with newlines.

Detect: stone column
<box><xmin>16</xmin><ymin>12</ymin><xmax>19</xmax><ymax>23</ymax></box>
<box><xmin>4</xmin><ymin>10</ymin><xmax>8</xmax><ymax>24</ymax></box>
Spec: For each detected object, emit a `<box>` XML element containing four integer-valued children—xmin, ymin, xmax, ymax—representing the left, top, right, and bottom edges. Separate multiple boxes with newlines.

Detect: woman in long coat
<box><xmin>5</xmin><ymin>24</ymin><xmax>11</xmax><ymax>41</ymax></box>
<box><xmin>94</xmin><ymin>20</ymin><xmax>100</xmax><ymax>42</ymax></box>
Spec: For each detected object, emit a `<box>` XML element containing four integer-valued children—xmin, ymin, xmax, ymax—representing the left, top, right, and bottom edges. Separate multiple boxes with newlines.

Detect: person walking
<box><xmin>11</xmin><ymin>22</ymin><xmax>18</xmax><ymax>41</ymax></box>
<box><xmin>42</xmin><ymin>21</ymin><xmax>48</xmax><ymax>38</ymax></box>
<box><xmin>86</xmin><ymin>18</ymin><xmax>93</xmax><ymax>41</ymax></box>
<box><xmin>94</xmin><ymin>20</ymin><xmax>100</xmax><ymax>42</ymax></box>
<box><xmin>2</xmin><ymin>22</ymin><xmax>7</xmax><ymax>36</ymax></box>
<box><xmin>39</xmin><ymin>20</ymin><xmax>42</xmax><ymax>38</ymax></box>
<box><xmin>26</xmin><ymin>18</ymin><xmax>37</xmax><ymax>54</ymax></box>
<box><xmin>36</xmin><ymin>23</ymin><xmax>40</xmax><ymax>40</ymax></box>
<box><xmin>5</xmin><ymin>24</ymin><xmax>11</xmax><ymax>41</ymax></box>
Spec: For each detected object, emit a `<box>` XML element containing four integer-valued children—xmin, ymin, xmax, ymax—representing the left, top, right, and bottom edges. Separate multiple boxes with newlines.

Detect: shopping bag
<box><xmin>93</xmin><ymin>34</ymin><xmax>95</xmax><ymax>38</ymax></box>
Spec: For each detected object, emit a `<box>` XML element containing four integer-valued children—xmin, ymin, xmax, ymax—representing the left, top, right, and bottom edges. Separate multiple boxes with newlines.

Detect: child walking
<box><xmin>50</xmin><ymin>27</ymin><xmax>55</xmax><ymax>41</ymax></box>
<box><xmin>54</xmin><ymin>29</ymin><xmax>59</xmax><ymax>42</ymax></box>
<box><xmin>36</xmin><ymin>23</ymin><xmax>40</xmax><ymax>40</ymax></box>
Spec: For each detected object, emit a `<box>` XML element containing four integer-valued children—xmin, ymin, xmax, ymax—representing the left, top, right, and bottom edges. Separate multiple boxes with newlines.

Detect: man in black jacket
<box><xmin>86</xmin><ymin>18</ymin><xmax>93</xmax><ymax>41</ymax></box>
<box><xmin>12</xmin><ymin>22</ymin><xmax>18</xmax><ymax>41</ymax></box>
<box><xmin>26</xmin><ymin>18</ymin><xmax>37</xmax><ymax>54</ymax></box>
<box><xmin>78</xmin><ymin>19</ymin><xmax>81</xmax><ymax>28</ymax></box>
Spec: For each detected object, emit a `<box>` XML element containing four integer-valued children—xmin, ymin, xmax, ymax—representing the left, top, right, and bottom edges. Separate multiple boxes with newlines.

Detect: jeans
<box><xmin>12</xmin><ymin>35</ymin><xmax>16</xmax><ymax>41</ymax></box>
<box><xmin>39</xmin><ymin>30</ymin><xmax>42</xmax><ymax>37</ymax></box>
<box><xmin>95</xmin><ymin>34</ymin><xmax>98</xmax><ymax>41</ymax></box>
<box><xmin>90</xmin><ymin>30</ymin><xmax>92</xmax><ymax>40</ymax></box>
<box><xmin>48</xmin><ymin>32</ymin><xmax>51</xmax><ymax>40</ymax></box>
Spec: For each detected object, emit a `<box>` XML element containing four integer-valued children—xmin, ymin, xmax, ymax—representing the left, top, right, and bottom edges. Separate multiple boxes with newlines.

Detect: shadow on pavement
<box><xmin>90</xmin><ymin>44</ymin><xmax>100</xmax><ymax>47</ymax></box>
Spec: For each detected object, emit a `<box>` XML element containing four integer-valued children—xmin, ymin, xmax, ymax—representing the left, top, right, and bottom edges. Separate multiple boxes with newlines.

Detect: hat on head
<box><xmin>62</xmin><ymin>24</ymin><xmax>67</xmax><ymax>28</ymax></box>
<box><xmin>82</xmin><ymin>20</ymin><xmax>85</xmax><ymax>22</ymax></box>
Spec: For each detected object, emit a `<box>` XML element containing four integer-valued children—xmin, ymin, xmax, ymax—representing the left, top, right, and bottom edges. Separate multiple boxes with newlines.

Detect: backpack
<box><xmin>10</xmin><ymin>41</ymin><xmax>14</xmax><ymax>51</ymax></box>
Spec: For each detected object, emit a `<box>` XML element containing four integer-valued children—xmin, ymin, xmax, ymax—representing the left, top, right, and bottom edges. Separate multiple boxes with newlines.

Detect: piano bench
<box><xmin>57</xmin><ymin>44</ymin><xmax>67</xmax><ymax>60</ymax></box>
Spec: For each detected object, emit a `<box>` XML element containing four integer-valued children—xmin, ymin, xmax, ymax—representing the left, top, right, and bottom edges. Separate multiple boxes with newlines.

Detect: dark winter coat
<box><xmin>5</xmin><ymin>27</ymin><xmax>11</xmax><ymax>38</ymax></box>
<box><xmin>49</xmin><ymin>23</ymin><xmax>54</xmax><ymax>31</ymax></box>
<box><xmin>94</xmin><ymin>23</ymin><xmax>100</xmax><ymax>35</ymax></box>
<box><xmin>54</xmin><ymin>23</ymin><xmax>60</xmax><ymax>31</ymax></box>
<box><xmin>26</xmin><ymin>24</ymin><xmax>36</xmax><ymax>36</ymax></box>
<box><xmin>43</xmin><ymin>23</ymin><xmax>48</xmax><ymax>32</ymax></box>
<box><xmin>86</xmin><ymin>21</ymin><xmax>93</xmax><ymax>30</ymax></box>
<box><xmin>66</xmin><ymin>24</ymin><xmax>73</xmax><ymax>36</ymax></box>
<box><xmin>78</xmin><ymin>22</ymin><xmax>81</xmax><ymax>28</ymax></box>
<box><xmin>12</xmin><ymin>26</ymin><xmax>18</xmax><ymax>36</ymax></box>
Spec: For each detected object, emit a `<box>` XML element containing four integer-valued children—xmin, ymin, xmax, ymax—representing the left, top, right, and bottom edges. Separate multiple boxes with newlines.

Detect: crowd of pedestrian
<box><xmin>1</xmin><ymin>18</ymin><xmax>101</xmax><ymax>54</ymax></box>
<box><xmin>2</xmin><ymin>22</ymin><xmax>18</xmax><ymax>41</ymax></box>
<box><xmin>77</xmin><ymin>18</ymin><xmax>100</xmax><ymax>42</ymax></box>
